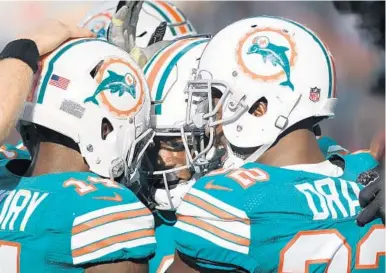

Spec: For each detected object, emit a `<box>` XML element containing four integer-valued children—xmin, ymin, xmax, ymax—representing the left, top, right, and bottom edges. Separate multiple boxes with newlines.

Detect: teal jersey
<box><xmin>0</xmin><ymin>160</ymin><xmax>156</xmax><ymax>273</ymax></box>
<box><xmin>317</xmin><ymin>136</ymin><xmax>349</xmax><ymax>158</ymax></box>
<box><xmin>146</xmin><ymin>138</ymin><xmax>370</xmax><ymax>273</ymax></box>
<box><xmin>0</xmin><ymin>144</ymin><xmax>30</xmax><ymax>161</ymax></box>
<box><xmin>174</xmin><ymin>153</ymin><xmax>385</xmax><ymax>273</ymax></box>
<box><xmin>150</xmin><ymin>211</ymin><xmax>176</xmax><ymax>273</ymax></box>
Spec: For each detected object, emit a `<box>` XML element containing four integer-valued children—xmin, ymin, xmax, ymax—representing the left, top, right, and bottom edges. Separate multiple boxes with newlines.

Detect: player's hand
<box><xmin>108</xmin><ymin>1</ymin><xmax>143</xmax><ymax>53</ymax></box>
<box><xmin>357</xmin><ymin>172</ymin><xmax>385</xmax><ymax>227</ymax></box>
<box><xmin>19</xmin><ymin>20</ymin><xmax>95</xmax><ymax>56</ymax></box>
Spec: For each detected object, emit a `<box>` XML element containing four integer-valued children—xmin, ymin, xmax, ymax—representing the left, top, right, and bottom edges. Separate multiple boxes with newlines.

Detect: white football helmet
<box><xmin>19</xmin><ymin>38</ymin><xmax>152</xmax><ymax>179</ymax></box>
<box><xmin>140</xmin><ymin>36</ymin><xmax>211</xmax><ymax>210</ymax></box>
<box><xmin>80</xmin><ymin>1</ymin><xmax>196</xmax><ymax>47</ymax></box>
<box><xmin>184</xmin><ymin>16</ymin><xmax>338</xmax><ymax>167</ymax></box>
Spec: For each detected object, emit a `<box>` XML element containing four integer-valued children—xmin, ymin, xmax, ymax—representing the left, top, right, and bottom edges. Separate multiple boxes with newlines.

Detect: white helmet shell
<box><xmin>196</xmin><ymin>16</ymin><xmax>337</xmax><ymax>153</ymax></box>
<box><xmin>20</xmin><ymin>38</ymin><xmax>151</xmax><ymax>178</ymax></box>
<box><xmin>143</xmin><ymin>37</ymin><xmax>210</xmax><ymax>131</ymax></box>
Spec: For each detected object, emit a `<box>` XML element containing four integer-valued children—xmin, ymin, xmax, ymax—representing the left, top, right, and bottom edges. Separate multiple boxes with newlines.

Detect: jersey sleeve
<box><xmin>173</xmin><ymin>172</ymin><xmax>257</xmax><ymax>272</ymax></box>
<box><xmin>339</xmin><ymin>151</ymin><xmax>379</xmax><ymax>182</ymax></box>
<box><xmin>70</xmin><ymin>176</ymin><xmax>156</xmax><ymax>266</ymax></box>
<box><xmin>317</xmin><ymin>136</ymin><xmax>349</xmax><ymax>158</ymax></box>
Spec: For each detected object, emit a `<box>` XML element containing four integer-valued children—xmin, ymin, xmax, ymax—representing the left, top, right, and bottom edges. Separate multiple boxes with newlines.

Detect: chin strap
<box><xmin>24</xmin><ymin>134</ymin><xmax>41</xmax><ymax>177</ymax></box>
<box><xmin>243</xmin><ymin>93</ymin><xmax>303</xmax><ymax>164</ymax></box>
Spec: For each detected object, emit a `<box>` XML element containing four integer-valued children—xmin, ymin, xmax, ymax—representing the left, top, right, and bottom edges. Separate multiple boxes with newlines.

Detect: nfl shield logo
<box><xmin>309</xmin><ymin>87</ymin><xmax>321</xmax><ymax>102</ymax></box>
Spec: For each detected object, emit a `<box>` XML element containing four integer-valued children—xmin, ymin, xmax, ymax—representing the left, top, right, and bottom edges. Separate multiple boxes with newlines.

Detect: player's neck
<box><xmin>257</xmin><ymin>129</ymin><xmax>326</xmax><ymax>167</ymax></box>
<box><xmin>28</xmin><ymin>142</ymin><xmax>89</xmax><ymax>176</ymax></box>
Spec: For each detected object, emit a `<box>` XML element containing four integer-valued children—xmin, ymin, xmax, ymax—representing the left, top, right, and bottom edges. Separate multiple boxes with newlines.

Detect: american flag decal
<box><xmin>49</xmin><ymin>74</ymin><xmax>70</xmax><ymax>90</ymax></box>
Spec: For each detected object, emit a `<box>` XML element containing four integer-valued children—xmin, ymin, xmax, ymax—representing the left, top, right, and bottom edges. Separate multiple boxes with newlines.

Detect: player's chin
<box><xmin>177</xmin><ymin>169</ymin><xmax>193</xmax><ymax>182</ymax></box>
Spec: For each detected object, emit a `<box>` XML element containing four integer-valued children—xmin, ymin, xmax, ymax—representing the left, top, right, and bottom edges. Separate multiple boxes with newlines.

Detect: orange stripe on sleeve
<box><xmin>183</xmin><ymin>194</ymin><xmax>250</xmax><ymax>225</ymax></box>
<box><xmin>72</xmin><ymin>207</ymin><xmax>151</xmax><ymax>235</ymax></box>
<box><xmin>72</xmin><ymin>229</ymin><xmax>155</xmax><ymax>257</ymax></box>
<box><xmin>178</xmin><ymin>216</ymin><xmax>250</xmax><ymax>247</ymax></box>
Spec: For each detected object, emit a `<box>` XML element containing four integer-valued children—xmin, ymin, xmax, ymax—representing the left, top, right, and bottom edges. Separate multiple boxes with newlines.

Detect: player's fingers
<box><xmin>380</xmin><ymin>206</ymin><xmax>385</xmax><ymax>225</ymax></box>
<box><xmin>356</xmin><ymin>196</ymin><xmax>382</xmax><ymax>227</ymax></box>
<box><xmin>113</xmin><ymin>5</ymin><xmax>128</xmax><ymax>23</ymax></box>
<box><xmin>370</xmin><ymin>131</ymin><xmax>385</xmax><ymax>160</ymax></box>
<box><xmin>69</xmin><ymin>26</ymin><xmax>95</xmax><ymax>38</ymax></box>
<box><xmin>358</xmin><ymin>179</ymin><xmax>381</xmax><ymax>208</ymax></box>
<box><xmin>125</xmin><ymin>1</ymin><xmax>143</xmax><ymax>27</ymax></box>
<box><xmin>131</xmin><ymin>1</ymin><xmax>144</xmax><ymax>22</ymax></box>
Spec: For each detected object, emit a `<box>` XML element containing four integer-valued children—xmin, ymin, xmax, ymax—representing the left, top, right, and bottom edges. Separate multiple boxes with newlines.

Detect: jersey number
<box><xmin>279</xmin><ymin>225</ymin><xmax>385</xmax><ymax>272</ymax></box>
<box><xmin>63</xmin><ymin>176</ymin><xmax>121</xmax><ymax>196</ymax></box>
<box><xmin>0</xmin><ymin>241</ymin><xmax>20</xmax><ymax>273</ymax></box>
<box><xmin>207</xmin><ymin>167</ymin><xmax>269</xmax><ymax>189</ymax></box>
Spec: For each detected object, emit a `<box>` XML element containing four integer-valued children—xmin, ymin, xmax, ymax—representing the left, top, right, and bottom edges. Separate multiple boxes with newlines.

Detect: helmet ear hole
<box><xmin>101</xmin><ymin>118</ymin><xmax>114</xmax><ymax>140</ymax></box>
<box><xmin>90</xmin><ymin>60</ymin><xmax>104</xmax><ymax>79</ymax></box>
<box><xmin>249</xmin><ymin>97</ymin><xmax>268</xmax><ymax>117</ymax></box>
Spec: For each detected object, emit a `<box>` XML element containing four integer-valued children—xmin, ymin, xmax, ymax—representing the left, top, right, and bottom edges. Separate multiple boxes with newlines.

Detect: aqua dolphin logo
<box><xmin>247</xmin><ymin>36</ymin><xmax>294</xmax><ymax>91</ymax></box>
<box><xmin>84</xmin><ymin>70</ymin><xmax>137</xmax><ymax>105</ymax></box>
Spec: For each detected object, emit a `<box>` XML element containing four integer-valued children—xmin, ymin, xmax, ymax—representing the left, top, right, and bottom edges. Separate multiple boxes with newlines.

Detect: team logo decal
<box><xmin>309</xmin><ymin>87</ymin><xmax>321</xmax><ymax>102</ymax></box>
<box><xmin>84</xmin><ymin>58</ymin><xmax>145</xmax><ymax>118</ymax></box>
<box><xmin>83</xmin><ymin>12</ymin><xmax>112</xmax><ymax>38</ymax></box>
<box><xmin>236</xmin><ymin>27</ymin><xmax>297</xmax><ymax>91</ymax></box>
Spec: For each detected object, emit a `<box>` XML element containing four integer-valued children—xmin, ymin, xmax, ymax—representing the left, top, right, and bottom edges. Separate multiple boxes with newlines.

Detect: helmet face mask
<box><xmin>138</xmin><ymin>37</ymin><xmax>216</xmax><ymax>210</ymax></box>
<box><xmin>19</xmin><ymin>38</ymin><xmax>152</xmax><ymax>180</ymax></box>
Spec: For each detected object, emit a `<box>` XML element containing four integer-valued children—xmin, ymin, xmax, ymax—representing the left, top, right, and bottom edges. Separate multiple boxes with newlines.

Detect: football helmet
<box><xmin>184</xmin><ymin>16</ymin><xmax>338</xmax><ymax>166</ymax></box>
<box><xmin>80</xmin><ymin>1</ymin><xmax>196</xmax><ymax>47</ymax></box>
<box><xmin>140</xmin><ymin>36</ymin><xmax>212</xmax><ymax>210</ymax></box>
<box><xmin>19</xmin><ymin>38</ymin><xmax>152</xmax><ymax>179</ymax></box>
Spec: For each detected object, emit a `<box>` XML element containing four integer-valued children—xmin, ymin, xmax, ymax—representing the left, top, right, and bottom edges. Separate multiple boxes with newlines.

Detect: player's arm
<box><xmin>0</xmin><ymin>50</ymin><xmax>35</xmax><ymax>145</ymax></box>
<box><xmin>0</xmin><ymin>21</ymin><xmax>93</xmax><ymax>145</ymax></box>
<box><xmin>86</xmin><ymin>260</ymin><xmax>148</xmax><ymax>273</ymax></box>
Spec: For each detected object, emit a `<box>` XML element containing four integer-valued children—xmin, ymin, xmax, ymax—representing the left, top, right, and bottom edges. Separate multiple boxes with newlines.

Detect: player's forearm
<box><xmin>0</xmin><ymin>58</ymin><xmax>33</xmax><ymax>145</ymax></box>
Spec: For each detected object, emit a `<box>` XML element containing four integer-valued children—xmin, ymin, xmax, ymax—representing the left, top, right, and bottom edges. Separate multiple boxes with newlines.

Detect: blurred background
<box><xmin>2</xmin><ymin>1</ymin><xmax>384</xmax><ymax>154</ymax></box>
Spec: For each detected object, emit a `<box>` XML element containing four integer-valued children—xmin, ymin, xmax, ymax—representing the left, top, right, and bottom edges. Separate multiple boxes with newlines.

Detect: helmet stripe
<box><xmin>155</xmin><ymin>39</ymin><xmax>208</xmax><ymax>114</ymax></box>
<box><xmin>187</xmin><ymin>22</ymin><xmax>194</xmax><ymax>32</ymax></box>
<box><xmin>328</xmin><ymin>48</ymin><xmax>337</xmax><ymax>98</ymax></box>
<box><xmin>157</xmin><ymin>1</ymin><xmax>189</xmax><ymax>34</ymax></box>
<box><xmin>144</xmin><ymin>39</ymin><xmax>191</xmax><ymax>92</ymax></box>
<box><xmin>145</xmin><ymin>1</ymin><xmax>177</xmax><ymax>36</ymax></box>
<box><xmin>82</xmin><ymin>12</ymin><xmax>112</xmax><ymax>28</ymax></box>
<box><xmin>145</xmin><ymin>1</ymin><xmax>189</xmax><ymax>36</ymax></box>
<box><xmin>38</xmin><ymin>39</ymin><xmax>111</xmax><ymax>104</ymax></box>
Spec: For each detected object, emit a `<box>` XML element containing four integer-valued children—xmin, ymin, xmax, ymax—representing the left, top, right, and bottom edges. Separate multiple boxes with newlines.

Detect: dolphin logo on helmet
<box><xmin>84</xmin><ymin>70</ymin><xmax>137</xmax><ymax>105</ymax></box>
<box><xmin>247</xmin><ymin>36</ymin><xmax>294</xmax><ymax>91</ymax></box>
